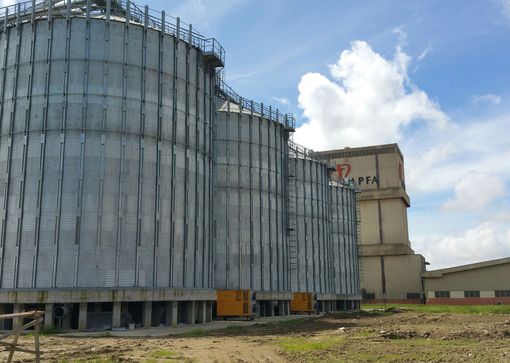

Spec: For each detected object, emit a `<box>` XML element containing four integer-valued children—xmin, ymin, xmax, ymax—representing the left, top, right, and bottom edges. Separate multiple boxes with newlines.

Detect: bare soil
<box><xmin>2</xmin><ymin>310</ymin><xmax>510</xmax><ymax>362</ymax></box>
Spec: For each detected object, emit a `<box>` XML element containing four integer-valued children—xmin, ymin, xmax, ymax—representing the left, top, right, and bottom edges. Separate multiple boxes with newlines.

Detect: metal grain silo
<box><xmin>287</xmin><ymin>145</ymin><xmax>332</xmax><ymax>296</ymax></box>
<box><xmin>329</xmin><ymin>181</ymin><xmax>360</xmax><ymax>300</ymax></box>
<box><xmin>0</xmin><ymin>0</ymin><xmax>223</xmax><ymax>330</ymax></box>
<box><xmin>213</xmin><ymin>95</ymin><xmax>294</xmax><ymax>315</ymax></box>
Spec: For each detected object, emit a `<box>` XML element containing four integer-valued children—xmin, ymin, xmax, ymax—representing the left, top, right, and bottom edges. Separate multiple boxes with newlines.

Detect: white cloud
<box><xmin>442</xmin><ymin>172</ymin><xmax>506</xmax><ymax>212</ymax></box>
<box><xmin>294</xmin><ymin>40</ymin><xmax>448</xmax><ymax>150</ymax></box>
<box><xmin>472</xmin><ymin>93</ymin><xmax>502</xmax><ymax>106</ymax></box>
<box><xmin>272</xmin><ymin>97</ymin><xmax>289</xmax><ymax>106</ymax></box>
<box><xmin>168</xmin><ymin>0</ymin><xmax>244</xmax><ymax>33</ymax></box>
<box><xmin>417</xmin><ymin>45</ymin><xmax>433</xmax><ymax>61</ymax></box>
<box><xmin>392</xmin><ymin>27</ymin><xmax>408</xmax><ymax>48</ymax></box>
<box><xmin>0</xmin><ymin>0</ymin><xmax>17</xmax><ymax>8</ymax></box>
<box><xmin>404</xmin><ymin>113</ymin><xmax>510</xmax><ymax>195</ymax></box>
<box><xmin>414</xmin><ymin>222</ymin><xmax>510</xmax><ymax>269</ymax></box>
<box><xmin>499</xmin><ymin>0</ymin><xmax>510</xmax><ymax>20</ymax></box>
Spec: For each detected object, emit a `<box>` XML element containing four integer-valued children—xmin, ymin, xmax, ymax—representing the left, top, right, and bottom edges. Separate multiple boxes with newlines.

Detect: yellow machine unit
<box><xmin>216</xmin><ymin>290</ymin><xmax>255</xmax><ymax>319</ymax></box>
<box><xmin>290</xmin><ymin>292</ymin><xmax>314</xmax><ymax>314</ymax></box>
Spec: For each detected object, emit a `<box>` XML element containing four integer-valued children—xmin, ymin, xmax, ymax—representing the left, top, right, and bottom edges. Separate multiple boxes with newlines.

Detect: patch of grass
<box><xmin>58</xmin><ymin>358</ymin><xmax>116</xmax><ymax>363</ymax></box>
<box><xmin>351</xmin><ymin>329</ymin><xmax>376</xmax><ymax>337</ymax></box>
<box><xmin>362</xmin><ymin>303</ymin><xmax>510</xmax><ymax>314</ymax></box>
<box><xmin>150</xmin><ymin>350</ymin><xmax>177</xmax><ymax>359</ymax></box>
<box><xmin>277</xmin><ymin>336</ymin><xmax>344</xmax><ymax>353</ymax></box>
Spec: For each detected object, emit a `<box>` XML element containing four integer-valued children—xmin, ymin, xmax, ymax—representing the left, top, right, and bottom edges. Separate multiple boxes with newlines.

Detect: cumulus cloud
<box><xmin>294</xmin><ymin>40</ymin><xmax>448</xmax><ymax>150</ymax></box>
<box><xmin>414</xmin><ymin>222</ymin><xmax>510</xmax><ymax>269</ymax></box>
<box><xmin>404</xmin><ymin>113</ymin><xmax>510</xmax><ymax>195</ymax></box>
<box><xmin>443</xmin><ymin>172</ymin><xmax>506</xmax><ymax>212</ymax></box>
<box><xmin>472</xmin><ymin>93</ymin><xmax>502</xmax><ymax>106</ymax></box>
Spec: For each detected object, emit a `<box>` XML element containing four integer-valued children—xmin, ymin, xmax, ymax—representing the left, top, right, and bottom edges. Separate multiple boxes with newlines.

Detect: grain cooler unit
<box><xmin>0</xmin><ymin>0</ymin><xmax>224</xmax><ymax>330</ymax></box>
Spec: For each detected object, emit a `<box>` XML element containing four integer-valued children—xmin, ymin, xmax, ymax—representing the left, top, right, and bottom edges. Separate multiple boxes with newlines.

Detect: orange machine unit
<box><xmin>216</xmin><ymin>290</ymin><xmax>255</xmax><ymax>319</ymax></box>
<box><xmin>290</xmin><ymin>292</ymin><xmax>314</xmax><ymax>314</ymax></box>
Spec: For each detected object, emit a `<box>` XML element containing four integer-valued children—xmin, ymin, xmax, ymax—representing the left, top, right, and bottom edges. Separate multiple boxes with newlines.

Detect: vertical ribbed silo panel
<box><xmin>351</xmin><ymin>190</ymin><xmax>359</xmax><ymax>295</ymax></box>
<box><xmin>158</xmin><ymin>33</ymin><xmax>174</xmax><ymax>288</ymax></box>
<box><xmin>0</xmin><ymin>30</ymin><xmax>7</xmax><ymax>288</ymax></box>
<box><xmin>172</xmin><ymin>37</ymin><xmax>187</xmax><ymax>288</ymax></box>
<box><xmin>296</xmin><ymin>159</ymin><xmax>306</xmax><ymax>292</ymax></box>
<box><xmin>227</xmin><ymin>115</ymin><xmax>239</xmax><ymax>289</ymax></box>
<box><xmin>338</xmin><ymin>188</ymin><xmax>345</xmax><ymax>295</ymax></box>
<box><xmin>157</xmin><ymin>139</ymin><xmax>172</xmax><ymax>287</ymax></box>
<box><xmin>331</xmin><ymin>187</ymin><xmax>339</xmax><ymax>294</ymax></box>
<box><xmin>261</xmin><ymin>118</ymin><xmax>270</xmax><ymax>291</ymax></box>
<box><xmin>186</xmin><ymin>44</ymin><xmax>196</xmax><ymax>288</ymax></box>
<box><xmin>340</xmin><ymin>188</ymin><xmax>347</xmax><ymax>294</ymax></box>
<box><xmin>239</xmin><ymin>113</ymin><xmax>251</xmax><ymax>289</ymax></box>
<box><xmin>213</xmin><ymin>112</ymin><xmax>226</xmax><ymax>289</ymax></box>
<box><xmin>251</xmin><ymin>114</ymin><xmax>261</xmax><ymax>290</ymax></box>
<box><xmin>0</xmin><ymin>24</ymin><xmax>17</xmax><ymax>288</ymax></box>
<box><xmin>266</xmin><ymin>118</ymin><xmax>274</xmax><ymax>291</ymax></box>
<box><xmin>346</xmin><ymin>189</ymin><xmax>353</xmax><ymax>295</ymax></box>
<box><xmin>13</xmin><ymin>21</ymin><xmax>33</xmax><ymax>288</ymax></box>
<box><xmin>319</xmin><ymin>165</ymin><xmax>326</xmax><ymax>293</ymax></box>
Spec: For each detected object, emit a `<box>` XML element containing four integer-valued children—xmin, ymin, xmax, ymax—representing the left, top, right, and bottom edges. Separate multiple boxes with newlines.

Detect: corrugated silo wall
<box><xmin>289</xmin><ymin>157</ymin><xmax>333</xmax><ymax>294</ymax></box>
<box><xmin>214</xmin><ymin>100</ymin><xmax>288</xmax><ymax>292</ymax></box>
<box><xmin>329</xmin><ymin>184</ymin><xmax>360</xmax><ymax>296</ymax></box>
<box><xmin>0</xmin><ymin>16</ymin><xmax>214</xmax><ymax>289</ymax></box>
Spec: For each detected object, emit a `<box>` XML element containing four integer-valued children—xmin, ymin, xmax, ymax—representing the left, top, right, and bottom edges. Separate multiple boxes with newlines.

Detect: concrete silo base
<box><xmin>0</xmin><ymin>288</ymin><xmax>215</xmax><ymax>331</ymax></box>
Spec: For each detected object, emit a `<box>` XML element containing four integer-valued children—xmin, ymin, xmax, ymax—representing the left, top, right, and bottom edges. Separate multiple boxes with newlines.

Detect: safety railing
<box><xmin>0</xmin><ymin>0</ymin><xmax>225</xmax><ymax>67</ymax></box>
<box><xmin>288</xmin><ymin>139</ymin><xmax>316</xmax><ymax>159</ymax></box>
<box><xmin>216</xmin><ymin>79</ymin><xmax>296</xmax><ymax>129</ymax></box>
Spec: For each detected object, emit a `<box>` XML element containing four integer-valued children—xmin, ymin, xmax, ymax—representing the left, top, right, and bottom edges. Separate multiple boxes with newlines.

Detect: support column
<box><xmin>78</xmin><ymin>302</ymin><xmax>88</xmax><ymax>331</ymax></box>
<box><xmin>0</xmin><ymin>304</ymin><xmax>6</xmax><ymax>330</ymax></box>
<box><xmin>278</xmin><ymin>300</ymin><xmax>284</xmax><ymax>316</ymax></box>
<box><xmin>285</xmin><ymin>300</ymin><xmax>290</xmax><ymax>316</ymax></box>
<box><xmin>112</xmin><ymin>302</ymin><xmax>121</xmax><ymax>329</ymax></box>
<box><xmin>199</xmin><ymin>301</ymin><xmax>206</xmax><ymax>324</ymax></box>
<box><xmin>44</xmin><ymin>303</ymin><xmax>54</xmax><ymax>330</ymax></box>
<box><xmin>187</xmin><ymin>302</ymin><xmax>196</xmax><ymax>325</ymax></box>
<box><xmin>172</xmin><ymin>301</ymin><xmax>178</xmax><ymax>327</ymax></box>
<box><xmin>143</xmin><ymin>302</ymin><xmax>152</xmax><ymax>328</ymax></box>
<box><xmin>13</xmin><ymin>304</ymin><xmax>23</xmax><ymax>330</ymax></box>
<box><xmin>206</xmin><ymin>301</ymin><xmax>213</xmax><ymax>322</ymax></box>
<box><xmin>270</xmin><ymin>301</ymin><xmax>275</xmax><ymax>317</ymax></box>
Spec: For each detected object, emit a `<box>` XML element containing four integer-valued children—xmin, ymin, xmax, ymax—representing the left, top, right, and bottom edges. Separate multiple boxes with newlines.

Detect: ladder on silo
<box><xmin>285</xmin><ymin>141</ymin><xmax>298</xmax><ymax>282</ymax></box>
<box><xmin>287</xmin><ymin>149</ymin><xmax>298</xmax><ymax>275</ymax></box>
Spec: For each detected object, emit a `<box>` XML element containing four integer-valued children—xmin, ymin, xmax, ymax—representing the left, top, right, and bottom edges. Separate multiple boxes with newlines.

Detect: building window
<box><xmin>495</xmin><ymin>290</ymin><xmax>510</xmax><ymax>297</ymax></box>
<box><xmin>406</xmin><ymin>293</ymin><xmax>421</xmax><ymax>300</ymax></box>
<box><xmin>434</xmin><ymin>291</ymin><xmax>450</xmax><ymax>298</ymax></box>
<box><xmin>363</xmin><ymin>292</ymin><xmax>375</xmax><ymax>300</ymax></box>
<box><xmin>464</xmin><ymin>290</ymin><xmax>480</xmax><ymax>298</ymax></box>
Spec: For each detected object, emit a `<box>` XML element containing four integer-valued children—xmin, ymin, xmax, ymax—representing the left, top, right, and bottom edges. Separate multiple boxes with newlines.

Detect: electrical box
<box><xmin>290</xmin><ymin>292</ymin><xmax>314</xmax><ymax>314</ymax></box>
<box><xmin>216</xmin><ymin>290</ymin><xmax>255</xmax><ymax>319</ymax></box>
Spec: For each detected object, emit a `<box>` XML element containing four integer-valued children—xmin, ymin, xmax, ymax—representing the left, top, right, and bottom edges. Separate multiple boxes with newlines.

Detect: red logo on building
<box><xmin>336</xmin><ymin>163</ymin><xmax>351</xmax><ymax>178</ymax></box>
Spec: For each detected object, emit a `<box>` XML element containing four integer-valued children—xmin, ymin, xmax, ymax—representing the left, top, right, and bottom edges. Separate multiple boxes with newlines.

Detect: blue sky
<box><xmin>155</xmin><ymin>0</ymin><xmax>510</xmax><ymax>269</ymax></box>
<box><xmin>2</xmin><ymin>0</ymin><xmax>508</xmax><ymax>269</ymax></box>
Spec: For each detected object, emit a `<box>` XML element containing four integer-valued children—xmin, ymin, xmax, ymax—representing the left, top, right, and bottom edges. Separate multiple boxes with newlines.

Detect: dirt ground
<box><xmin>2</xmin><ymin>309</ymin><xmax>510</xmax><ymax>362</ymax></box>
